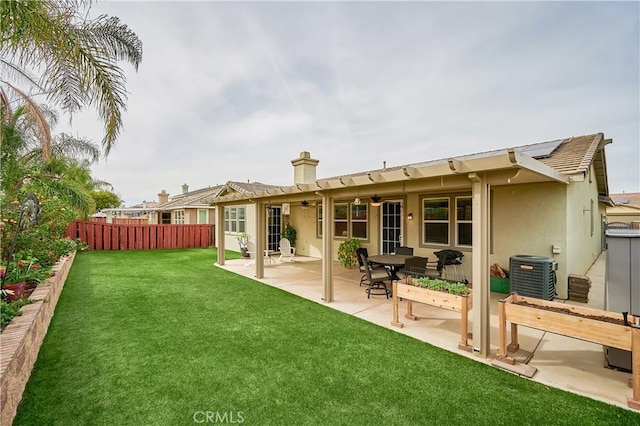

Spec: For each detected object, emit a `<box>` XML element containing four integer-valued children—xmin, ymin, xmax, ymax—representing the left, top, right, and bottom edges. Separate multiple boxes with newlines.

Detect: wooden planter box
<box><xmin>498</xmin><ymin>293</ymin><xmax>640</xmax><ymax>410</ymax></box>
<box><xmin>392</xmin><ymin>280</ymin><xmax>473</xmax><ymax>351</ymax></box>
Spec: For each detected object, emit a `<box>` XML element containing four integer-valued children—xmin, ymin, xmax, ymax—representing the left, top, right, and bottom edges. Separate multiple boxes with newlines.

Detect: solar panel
<box><xmin>518</xmin><ymin>139</ymin><xmax>565</xmax><ymax>159</ymax></box>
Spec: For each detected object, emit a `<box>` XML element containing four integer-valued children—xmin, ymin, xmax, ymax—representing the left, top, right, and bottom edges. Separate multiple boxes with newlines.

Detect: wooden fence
<box><xmin>66</xmin><ymin>221</ymin><xmax>215</xmax><ymax>250</ymax></box>
<box><xmin>112</xmin><ymin>218</ymin><xmax>149</xmax><ymax>225</ymax></box>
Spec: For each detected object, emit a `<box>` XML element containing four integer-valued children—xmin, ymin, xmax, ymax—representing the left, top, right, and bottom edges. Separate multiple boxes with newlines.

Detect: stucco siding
<box><xmin>287</xmin><ymin>205</ymin><xmax>321</xmax><ymax>257</ymax></box>
<box><xmin>491</xmin><ymin>182</ymin><xmax>568</xmax><ymax>297</ymax></box>
<box><xmin>565</xmin><ymin>166</ymin><xmax>605</xmax><ymax>287</ymax></box>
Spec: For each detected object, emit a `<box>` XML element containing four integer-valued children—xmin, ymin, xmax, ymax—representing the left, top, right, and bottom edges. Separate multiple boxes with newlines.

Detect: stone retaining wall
<box><xmin>0</xmin><ymin>251</ymin><xmax>76</xmax><ymax>426</ymax></box>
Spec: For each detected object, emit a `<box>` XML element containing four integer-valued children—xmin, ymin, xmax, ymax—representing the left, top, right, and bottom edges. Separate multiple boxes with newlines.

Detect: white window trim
<box><xmin>224</xmin><ymin>206</ymin><xmax>246</xmax><ymax>234</ymax></box>
<box><xmin>174</xmin><ymin>209</ymin><xmax>185</xmax><ymax>225</ymax></box>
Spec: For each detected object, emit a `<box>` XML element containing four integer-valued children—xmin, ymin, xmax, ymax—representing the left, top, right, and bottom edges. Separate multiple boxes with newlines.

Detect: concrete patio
<box><xmin>217</xmin><ymin>251</ymin><xmax>633</xmax><ymax>411</ymax></box>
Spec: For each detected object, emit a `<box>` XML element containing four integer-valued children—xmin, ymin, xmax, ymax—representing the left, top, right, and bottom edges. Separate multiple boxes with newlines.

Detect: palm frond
<box><xmin>1</xmin><ymin>83</ymin><xmax>52</xmax><ymax>158</ymax></box>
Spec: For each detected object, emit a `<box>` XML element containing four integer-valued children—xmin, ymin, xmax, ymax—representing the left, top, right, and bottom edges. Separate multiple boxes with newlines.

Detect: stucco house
<box><xmin>101</xmin><ymin>184</ymin><xmax>220</xmax><ymax>225</ymax></box>
<box><xmin>607</xmin><ymin>192</ymin><xmax>640</xmax><ymax>225</ymax></box>
<box><xmin>211</xmin><ymin>181</ymin><xmax>282</xmax><ymax>254</ymax></box>
<box><xmin>147</xmin><ymin>184</ymin><xmax>220</xmax><ymax>225</ymax></box>
<box><xmin>211</xmin><ymin>132</ymin><xmax>613</xmax><ymax>357</ymax></box>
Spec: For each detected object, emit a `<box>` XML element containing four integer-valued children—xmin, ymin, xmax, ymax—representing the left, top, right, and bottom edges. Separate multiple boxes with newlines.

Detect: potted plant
<box><xmin>236</xmin><ymin>232</ymin><xmax>251</xmax><ymax>258</ymax></box>
<box><xmin>337</xmin><ymin>238</ymin><xmax>362</xmax><ymax>269</ymax></box>
<box><xmin>283</xmin><ymin>223</ymin><xmax>297</xmax><ymax>248</ymax></box>
<box><xmin>1</xmin><ymin>257</ymin><xmax>47</xmax><ymax>301</ymax></box>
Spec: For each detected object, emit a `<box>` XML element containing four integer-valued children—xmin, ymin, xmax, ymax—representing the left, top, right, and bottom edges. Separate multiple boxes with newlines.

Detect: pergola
<box><xmin>212</xmin><ymin>148</ymin><xmax>569</xmax><ymax>357</ymax></box>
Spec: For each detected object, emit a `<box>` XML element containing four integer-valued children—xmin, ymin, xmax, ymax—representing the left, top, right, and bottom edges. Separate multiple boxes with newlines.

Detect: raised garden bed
<box><xmin>497</xmin><ymin>293</ymin><xmax>640</xmax><ymax>410</ymax></box>
<box><xmin>0</xmin><ymin>252</ymin><xmax>76</xmax><ymax>426</ymax></box>
<box><xmin>391</xmin><ymin>277</ymin><xmax>473</xmax><ymax>351</ymax></box>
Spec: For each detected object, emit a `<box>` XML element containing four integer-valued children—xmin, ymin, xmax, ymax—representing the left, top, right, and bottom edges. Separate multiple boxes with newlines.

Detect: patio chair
<box><xmin>356</xmin><ymin>247</ymin><xmax>387</xmax><ymax>286</ymax></box>
<box><xmin>394</xmin><ymin>246</ymin><xmax>414</xmax><ymax>255</ymax></box>
<box><xmin>359</xmin><ymin>252</ymin><xmax>393</xmax><ymax>299</ymax></box>
<box><xmin>278</xmin><ymin>238</ymin><xmax>296</xmax><ymax>262</ymax></box>
<box><xmin>399</xmin><ymin>256</ymin><xmax>429</xmax><ymax>279</ymax></box>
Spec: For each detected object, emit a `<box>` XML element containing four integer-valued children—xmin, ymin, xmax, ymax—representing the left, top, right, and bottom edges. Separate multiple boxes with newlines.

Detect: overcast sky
<box><xmin>62</xmin><ymin>1</ymin><xmax>639</xmax><ymax>206</ymax></box>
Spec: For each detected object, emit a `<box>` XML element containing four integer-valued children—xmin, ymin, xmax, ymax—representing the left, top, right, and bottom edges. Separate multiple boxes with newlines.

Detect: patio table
<box><xmin>367</xmin><ymin>254</ymin><xmax>413</xmax><ymax>280</ymax></box>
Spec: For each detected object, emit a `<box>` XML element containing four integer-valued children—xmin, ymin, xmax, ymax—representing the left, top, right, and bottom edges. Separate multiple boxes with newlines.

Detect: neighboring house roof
<box><xmin>208</xmin><ymin>181</ymin><xmax>281</xmax><ymax>201</ymax></box>
<box><xmin>225</xmin><ymin>181</ymin><xmax>280</xmax><ymax>194</ymax></box>
<box><xmin>129</xmin><ymin>201</ymin><xmax>160</xmax><ymax>209</ymax></box>
<box><xmin>158</xmin><ymin>185</ymin><xmax>225</xmax><ymax>210</ymax></box>
<box><xmin>610</xmin><ymin>192</ymin><xmax>640</xmax><ymax>207</ymax></box>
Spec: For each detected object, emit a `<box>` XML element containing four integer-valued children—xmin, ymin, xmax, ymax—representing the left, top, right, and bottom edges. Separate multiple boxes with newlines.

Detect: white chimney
<box><xmin>291</xmin><ymin>151</ymin><xmax>319</xmax><ymax>185</ymax></box>
<box><xmin>182</xmin><ymin>183</ymin><xmax>189</xmax><ymax>194</ymax></box>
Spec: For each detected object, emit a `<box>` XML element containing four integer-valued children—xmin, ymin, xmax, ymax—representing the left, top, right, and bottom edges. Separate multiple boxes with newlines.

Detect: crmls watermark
<box><xmin>193</xmin><ymin>411</ymin><xmax>245</xmax><ymax>424</ymax></box>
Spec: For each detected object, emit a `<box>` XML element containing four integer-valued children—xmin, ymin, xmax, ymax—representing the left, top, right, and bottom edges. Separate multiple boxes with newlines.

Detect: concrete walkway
<box><xmin>217</xmin><ymin>251</ymin><xmax>633</xmax><ymax>411</ymax></box>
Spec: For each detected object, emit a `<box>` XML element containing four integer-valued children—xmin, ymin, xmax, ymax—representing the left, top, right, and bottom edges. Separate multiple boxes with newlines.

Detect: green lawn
<box><xmin>14</xmin><ymin>249</ymin><xmax>639</xmax><ymax>425</ymax></box>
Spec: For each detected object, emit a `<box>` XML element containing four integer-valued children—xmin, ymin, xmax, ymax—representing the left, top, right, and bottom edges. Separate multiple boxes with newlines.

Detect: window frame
<box><xmin>350</xmin><ymin>202</ymin><xmax>368</xmax><ymax>240</ymax></box>
<box><xmin>173</xmin><ymin>209</ymin><xmax>185</xmax><ymax>225</ymax></box>
<box><xmin>421</xmin><ymin>193</ymin><xmax>473</xmax><ymax>249</ymax></box>
<box><xmin>197</xmin><ymin>208</ymin><xmax>209</xmax><ymax>224</ymax></box>
<box><xmin>422</xmin><ymin>197</ymin><xmax>450</xmax><ymax>246</ymax></box>
<box><xmin>224</xmin><ymin>206</ymin><xmax>246</xmax><ymax>233</ymax></box>
<box><xmin>317</xmin><ymin>204</ymin><xmax>323</xmax><ymax>238</ymax></box>
<box><xmin>326</xmin><ymin>201</ymin><xmax>369</xmax><ymax>241</ymax></box>
<box><xmin>455</xmin><ymin>196</ymin><xmax>473</xmax><ymax>247</ymax></box>
<box><xmin>333</xmin><ymin>202</ymin><xmax>349</xmax><ymax>238</ymax></box>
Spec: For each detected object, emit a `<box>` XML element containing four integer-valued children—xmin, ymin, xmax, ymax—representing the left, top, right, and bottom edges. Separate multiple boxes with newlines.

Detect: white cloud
<box><xmin>59</xmin><ymin>1</ymin><xmax>638</xmax><ymax>204</ymax></box>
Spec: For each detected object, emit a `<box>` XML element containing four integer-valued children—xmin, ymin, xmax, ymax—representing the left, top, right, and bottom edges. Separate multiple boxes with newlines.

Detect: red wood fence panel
<box><xmin>65</xmin><ymin>221</ymin><xmax>215</xmax><ymax>250</ymax></box>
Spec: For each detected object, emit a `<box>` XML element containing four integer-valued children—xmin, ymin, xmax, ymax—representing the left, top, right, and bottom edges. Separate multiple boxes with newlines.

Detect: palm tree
<box><xmin>1</xmin><ymin>104</ymin><xmax>101</xmax><ymax>217</ymax></box>
<box><xmin>0</xmin><ymin>0</ymin><xmax>143</xmax><ymax>155</ymax></box>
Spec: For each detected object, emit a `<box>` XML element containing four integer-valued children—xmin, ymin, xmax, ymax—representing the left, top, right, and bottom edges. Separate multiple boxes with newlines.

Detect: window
<box><xmin>423</xmin><ymin>198</ymin><xmax>449</xmax><ymax>245</ymax></box>
<box><xmin>351</xmin><ymin>203</ymin><xmax>368</xmax><ymax>239</ymax></box>
<box><xmin>334</xmin><ymin>203</ymin><xmax>348</xmax><ymax>237</ymax></box>
<box><xmin>317</xmin><ymin>204</ymin><xmax>323</xmax><ymax>237</ymax></box>
<box><xmin>174</xmin><ymin>210</ymin><xmax>185</xmax><ymax>224</ymax></box>
<box><xmin>456</xmin><ymin>197</ymin><xmax>472</xmax><ymax>246</ymax></box>
<box><xmin>224</xmin><ymin>206</ymin><xmax>245</xmax><ymax>233</ymax></box>
<box><xmin>332</xmin><ymin>202</ymin><xmax>368</xmax><ymax>239</ymax></box>
<box><xmin>197</xmin><ymin>209</ymin><xmax>208</xmax><ymax>224</ymax></box>
<box><xmin>422</xmin><ymin>195</ymin><xmax>473</xmax><ymax>248</ymax></box>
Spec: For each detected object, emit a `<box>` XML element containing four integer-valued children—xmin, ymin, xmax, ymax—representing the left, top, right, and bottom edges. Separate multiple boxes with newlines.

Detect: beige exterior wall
<box><xmin>185</xmin><ymin>209</ymin><xmax>196</xmax><ymax>224</ymax></box>
<box><xmin>491</xmin><ymin>182</ymin><xmax>568</xmax><ymax>297</ymax></box>
<box><xmin>287</xmin><ymin>205</ymin><xmax>321</xmax><ymax>257</ymax></box>
<box><xmin>565</xmin><ymin>166</ymin><xmax>605</xmax><ymax>293</ymax></box>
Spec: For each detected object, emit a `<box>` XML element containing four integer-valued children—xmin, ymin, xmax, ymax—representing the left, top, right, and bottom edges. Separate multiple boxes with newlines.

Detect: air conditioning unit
<box><xmin>509</xmin><ymin>255</ymin><xmax>557</xmax><ymax>300</ymax></box>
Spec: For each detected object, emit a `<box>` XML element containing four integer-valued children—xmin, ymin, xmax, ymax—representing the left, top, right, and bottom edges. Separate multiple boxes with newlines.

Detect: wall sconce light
<box><xmin>301</xmin><ymin>200</ymin><xmax>310</xmax><ymax>209</ymax></box>
<box><xmin>370</xmin><ymin>195</ymin><xmax>382</xmax><ymax>207</ymax></box>
<box><xmin>407</xmin><ymin>213</ymin><xmax>413</xmax><ymax>220</ymax></box>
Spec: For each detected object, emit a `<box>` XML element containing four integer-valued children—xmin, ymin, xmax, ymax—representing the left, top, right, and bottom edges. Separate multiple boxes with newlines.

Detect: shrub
<box><xmin>283</xmin><ymin>223</ymin><xmax>297</xmax><ymax>247</ymax></box>
<box><xmin>1</xmin><ymin>299</ymin><xmax>35</xmax><ymax>330</ymax></box>
<box><xmin>337</xmin><ymin>238</ymin><xmax>362</xmax><ymax>269</ymax></box>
